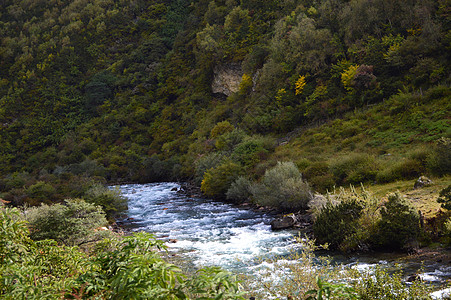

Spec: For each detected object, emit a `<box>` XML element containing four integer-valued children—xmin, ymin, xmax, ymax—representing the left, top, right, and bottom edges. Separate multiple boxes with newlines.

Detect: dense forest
<box><xmin>0</xmin><ymin>0</ymin><xmax>450</xmax><ymax>297</ymax></box>
<box><xmin>0</xmin><ymin>0</ymin><xmax>449</xmax><ymax>195</ymax></box>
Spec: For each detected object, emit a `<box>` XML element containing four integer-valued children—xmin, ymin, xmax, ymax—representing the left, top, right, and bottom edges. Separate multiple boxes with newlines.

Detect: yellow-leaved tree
<box><xmin>341</xmin><ymin>65</ymin><xmax>358</xmax><ymax>91</ymax></box>
<box><xmin>295</xmin><ymin>75</ymin><xmax>306</xmax><ymax>95</ymax></box>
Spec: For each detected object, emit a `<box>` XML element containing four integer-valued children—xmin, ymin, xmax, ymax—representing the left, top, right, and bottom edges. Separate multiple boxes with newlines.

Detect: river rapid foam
<box><xmin>119</xmin><ymin>182</ymin><xmax>451</xmax><ymax>288</ymax></box>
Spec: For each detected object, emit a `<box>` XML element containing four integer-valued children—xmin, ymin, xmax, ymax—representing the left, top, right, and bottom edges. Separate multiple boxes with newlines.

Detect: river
<box><xmin>119</xmin><ymin>182</ymin><xmax>451</xmax><ymax>291</ymax></box>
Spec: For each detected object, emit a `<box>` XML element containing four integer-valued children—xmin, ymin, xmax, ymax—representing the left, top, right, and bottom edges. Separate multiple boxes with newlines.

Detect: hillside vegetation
<box><xmin>1</xmin><ymin>0</ymin><xmax>451</xmax><ymax>298</ymax></box>
<box><xmin>0</xmin><ymin>0</ymin><xmax>449</xmax><ymax>195</ymax></box>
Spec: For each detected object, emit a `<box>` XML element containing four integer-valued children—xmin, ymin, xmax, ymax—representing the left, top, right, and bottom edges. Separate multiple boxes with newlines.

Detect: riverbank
<box><xmin>117</xmin><ymin>182</ymin><xmax>451</xmax><ymax>299</ymax></box>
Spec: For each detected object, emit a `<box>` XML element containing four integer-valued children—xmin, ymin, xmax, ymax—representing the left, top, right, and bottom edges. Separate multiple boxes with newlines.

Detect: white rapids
<box><xmin>120</xmin><ymin>182</ymin><xmax>298</xmax><ymax>271</ymax></box>
<box><xmin>118</xmin><ymin>182</ymin><xmax>451</xmax><ymax>293</ymax></box>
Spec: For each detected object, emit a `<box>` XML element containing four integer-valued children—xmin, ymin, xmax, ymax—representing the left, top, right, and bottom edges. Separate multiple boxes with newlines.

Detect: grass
<box><xmin>361</xmin><ymin>176</ymin><xmax>451</xmax><ymax>218</ymax></box>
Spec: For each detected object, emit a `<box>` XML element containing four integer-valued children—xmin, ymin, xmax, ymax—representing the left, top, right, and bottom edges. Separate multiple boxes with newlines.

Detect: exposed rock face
<box><xmin>211</xmin><ymin>63</ymin><xmax>242</xmax><ymax>96</ymax></box>
<box><xmin>414</xmin><ymin>176</ymin><xmax>433</xmax><ymax>189</ymax></box>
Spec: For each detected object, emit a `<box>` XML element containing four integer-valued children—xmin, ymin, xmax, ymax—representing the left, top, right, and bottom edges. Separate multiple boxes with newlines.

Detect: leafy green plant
<box><xmin>313</xmin><ymin>194</ymin><xmax>365</xmax><ymax>250</ymax></box>
<box><xmin>226</xmin><ymin>176</ymin><xmax>252</xmax><ymax>203</ymax></box>
<box><xmin>427</xmin><ymin>137</ymin><xmax>451</xmax><ymax>176</ymax></box>
<box><xmin>305</xmin><ymin>276</ymin><xmax>358</xmax><ymax>300</ymax></box>
<box><xmin>194</xmin><ymin>153</ymin><xmax>225</xmax><ymax>185</ymax></box>
<box><xmin>80</xmin><ymin>233</ymin><xmax>246</xmax><ymax>299</ymax></box>
<box><xmin>24</xmin><ymin>198</ymin><xmax>109</xmax><ymax>247</ymax></box>
<box><xmin>201</xmin><ymin>161</ymin><xmax>244</xmax><ymax>199</ymax></box>
<box><xmin>0</xmin><ymin>207</ymin><xmax>90</xmax><ymax>299</ymax></box>
<box><xmin>210</xmin><ymin>121</ymin><xmax>235</xmax><ymax>139</ymax></box>
<box><xmin>376</xmin><ymin>192</ymin><xmax>421</xmax><ymax>250</ymax></box>
<box><xmin>437</xmin><ymin>185</ymin><xmax>451</xmax><ymax>210</ymax></box>
<box><xmin>250</xmin><ymin>161</ymin><xmax>312</xmax><ymax>211</ymax></box>
<box><xmin>1</xmin><ymin>207</ymin><xmax>245</xmax><ymax>300</ymax></box>
<box><xmin>376</xmin><ymin>158</ymin><xmax>424</xmax><ymax>183</ymax></box>
<box><xmin>25</xmin><ymin>181</ymin><xmax>57</xmax><ymax>203</ymax></box>
<box><xmin>350</xmin><ymin>266</ymin><xmax>432</xmax><ymax>299</ymax></box>
<box><xmin>84</xmin><ymin>184</ymin><xmax>128</xmax><ymax>221</ymax></box>
<box><xmin>330</xmin><ymin>154</ymin><xmax>379</xmax><ymax>185</ymax></box>
<box><xmin>232</xmin><ymin>135</ymin><xmax>274</xmax><ymax>169</ymax></box>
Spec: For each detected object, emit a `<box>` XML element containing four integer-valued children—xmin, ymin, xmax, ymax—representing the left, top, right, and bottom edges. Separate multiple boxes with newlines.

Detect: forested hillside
<box><xmin>0</xmin><ymin>0</ymin><xmax>449</xmax><ymax>207</ymax></box>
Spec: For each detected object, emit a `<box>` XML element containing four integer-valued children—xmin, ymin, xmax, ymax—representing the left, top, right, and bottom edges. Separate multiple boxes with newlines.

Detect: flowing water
<box><xmin>119</xmin><ymin>182</ymin><xmax>451</xmax><ymax>289</ymax></box>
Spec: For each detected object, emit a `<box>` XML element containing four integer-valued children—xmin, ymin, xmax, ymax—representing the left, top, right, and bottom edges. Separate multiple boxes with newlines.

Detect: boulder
<box><xmin>414</xmin><ymin>176</ymin><xmax>433</xmax><ymax>189</ymax></box>
<box><xmin>270</xmin><ymin>215</ymin><xmax>295</xmax><ymax>230</ymax></box>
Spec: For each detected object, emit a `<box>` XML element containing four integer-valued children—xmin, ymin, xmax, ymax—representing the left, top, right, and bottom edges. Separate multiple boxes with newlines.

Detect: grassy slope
<box><xmin>270</xmin><ymin>87</ymin><xmax>450</xmax><ymax>218</ymax></box>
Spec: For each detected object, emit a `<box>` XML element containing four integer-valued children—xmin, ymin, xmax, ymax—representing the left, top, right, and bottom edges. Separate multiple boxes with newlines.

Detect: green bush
<box><xmin>303</xmin><ymin>161</ymin><xmax>330</xmax><ymax>179</ymax></box>
<box><xmin>25</xmin><ymin>181</ymin><xmax>57</xmax><ymax>204</ymax></box>
<box><xmin>376</xmin><ymin>192</ymin><xmax>421</xmax><ymax>250</ymax></box>
<box><xmin>232</xmin><ymin>135</ymin><xmax>275</xmax><ymax>169</ymax></box>
<box><xmin>0</xmin><ymin>207</ymin><xmax>30</xmax><ymax>265</ymax></box>
<box><xmin>68</xmin><ymin>158</ymin><xmax>107</xmax><ymax>177</ymax></box>
<box><xmin>427</xmin><ymin>137</ymin><xmax>451</xmax><ymax>176</ymax></box>
<box><xmin>226</xmin><ymin>176</ymin><xmax>252</xmax><ymax>203</ymax></box>
<box><xmin>81</xmin><ymin>233</ymin><xmax>246</xmax><ymax>299</ymax></box>
<box><xmin>24</xmin><ymin>199</ymin><xmax>108</xmax><ymax>246</ymax></box>
<box><xmin>215</xmin><ymin>129</ymin><xmax>246</xmax><ymax>151</ymax></box>
<box><xmin>313</xmin><ymin>196</ymin><xmax>365</xmax><ymax>250</ymax></box>
<box><xmin>210</xmin><ymin>120</ymin><xmax>235</xmax><ymax>139</ymax></box>
<box><xmin>303</xmin><ymin>161</ymin><xmax>334</xmax><ymax>192</ymax></box>
<box><xmin>376</xmin><ymin>158</ymin><xmax>424</xmax><ymax>183</ymax></box>
<box><xmin>84</xmin><ymin>184</ymin><xmax>128</xmax><ymax>221</ymax></box>
<box><xmin>201</xmin><ymin>161</ymin><xmax>243</xmax><ymax>199</ymax></box>
<box><xmin>330</xmin><ymin>154</ymin><xmax>379</xmax><ymax>185</ymax></box>
<box><xmin>308</xmin><ymin>174</ymin><xmax>336</xmax><ymax>193</ymax></box>
<box><xmin>250</xmin><ymin>161</ymin><xmax>312</xmax><ymax>211</ymax></box>
<box><xmin>351</xmin><ymin>266</ymin><xmax>432</xmax><ymax>299</ymax></box>
<box><xmin>0</xmin><ymin>208</ymin><xmax>245</xmax><ymax>299</ymax></box>
<box><xmin>194</xmin><ymin>152</ymin><xmax>224</xmax><ymax>185</ymax></box>
<box><xmin>142</xmin><ymin>154</ymin><xmax>173</xmax><ymax>182</ymax></box>
<box><xmin>437</xmin><ymin>185</ymin><xmax>451</xmax><ymax>210</ymax></box>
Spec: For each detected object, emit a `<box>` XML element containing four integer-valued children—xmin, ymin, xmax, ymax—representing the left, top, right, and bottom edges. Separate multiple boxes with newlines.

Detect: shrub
<box><xmin>250</xmin><ymin>161</ymin><xmax>312</xmax><ymax>211</ymax></box>
<box><xmin>84</xmin><ymin>184</ymin><xmax>128</xmax><ymax>221</ymax></box>
<box><xmin>376</xmin><ymin>158</ymin><xmax>424</xmax><ymax>183</ymax></box>
<box><xmin>201</xmin><ymin>161</ymin><xmax>243</xmax><ymax>199</ymax></box>
<box><xmin>142</xmin><ymin>154</ymin><xmax>173</xmax><ymax>182</ymax></box>
<box><xmin>312</xmin><ymin>188</ymin><xmax>381</xmax><ymax>251</ymax></box>
<box><xmin>232</xmin><ymin>135</ymin><xmax>275</xmax><ymax>169</ymax></box>
<box><xmin>215</xmin><ymin>129</ymin><xmax>246</xmax><ymax>151</ymax></box>
<box><xmin>194</xmin><ymin>152</ymin><xmax>224</xmax><ymax>185</ymax></box>
<box><xmin>210</xmin><ymin>120</ymin><xmax>234</xmax><ymax>139</ymax></box>
<box><xmin>24</xmin><ymin>199</ymin><xmax>108</xmax><ymax>246</ymax></box>
<box><xmin>427</xmin><ymin>137</ymin><xmax>451</xmax><ymax>176</ymax></box>
<box><xmin>82</xmin><ymin>233</ymin><xmax>246</xmax><ymax>299</ymax></box>
<box><xmin>1</xmin><ymin>209</ymin><xmax>245</xmax><ymax>299</ymax></box>
<box><xmin>330</xmin><ymin>153</ymin><xmax>379</xmax><ymax>185</ymax></box>
<box><xmin>0</xmin><ymin>207</ymin><xmax>30</xmax><ymax>265</ymax></box>
<box><xmin>226</xmin><ymin>176</ymin><xmax>252</xmax><ymax>203</ymax></box>
<box><xmin>437</xmin><ymin>185</ymin><xmax>451</xmax><ymax>210</ymax></box>
<box><xmin>0</xmin><ymin>208</ymin><xmax>91</xmax><ymax>298</ymax></box>
<box><xmin>376</xmin><ymin>192</ymin><xmax>421</xmax><ymax>250</ymax></box>
<box><xmin>313</xmin><ymin>195</ymin><xmax>365</xmax><ymax>250</ymax></box>
<box><xmin>308</xmin><ymin>174</ymin><xmax>335</xmax><ymax>193</ymax></box>
<box><xmin>68</xmin><ymin>158</ymin><xmax>107</xmax><ymax>177</ymax></box>
<box><xmin>443</xmin><ymin>217</ymin><xmax>451</xmax><ymax>243</ymax></box>
<box><xmin>303</xmin><ymin>161</ymin><xmax>334</xmax><ymax>192</ymax></box>
<box><xmin>303</xmin><ymin>161</ymin><xmax>329</xmax><ymax>179</ymax></box>
<box><xmin>25</xmin><ymin>181</ymin><xmax>57</xmax><ymax>203</ymax></box>
<box><xmin>350</xmin><ymin>266</ymin><xmax>432</xmax><ymax>299</ymax></box>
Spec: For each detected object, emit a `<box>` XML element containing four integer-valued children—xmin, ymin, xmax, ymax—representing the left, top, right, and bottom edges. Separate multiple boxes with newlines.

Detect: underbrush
<box><xmin>243</xmin><ymin>238</ymin><xmax>435</xmax><ymax>300</ymax></box>
<box><xmin>0</xmin><ymin>207</ymin><xmax>245</xmax><ymax>299</ymax></box>
<box><xmin>311</xmin><ymin>188</ymin><xmax>422</xmax><ymax>252</ymax></box>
